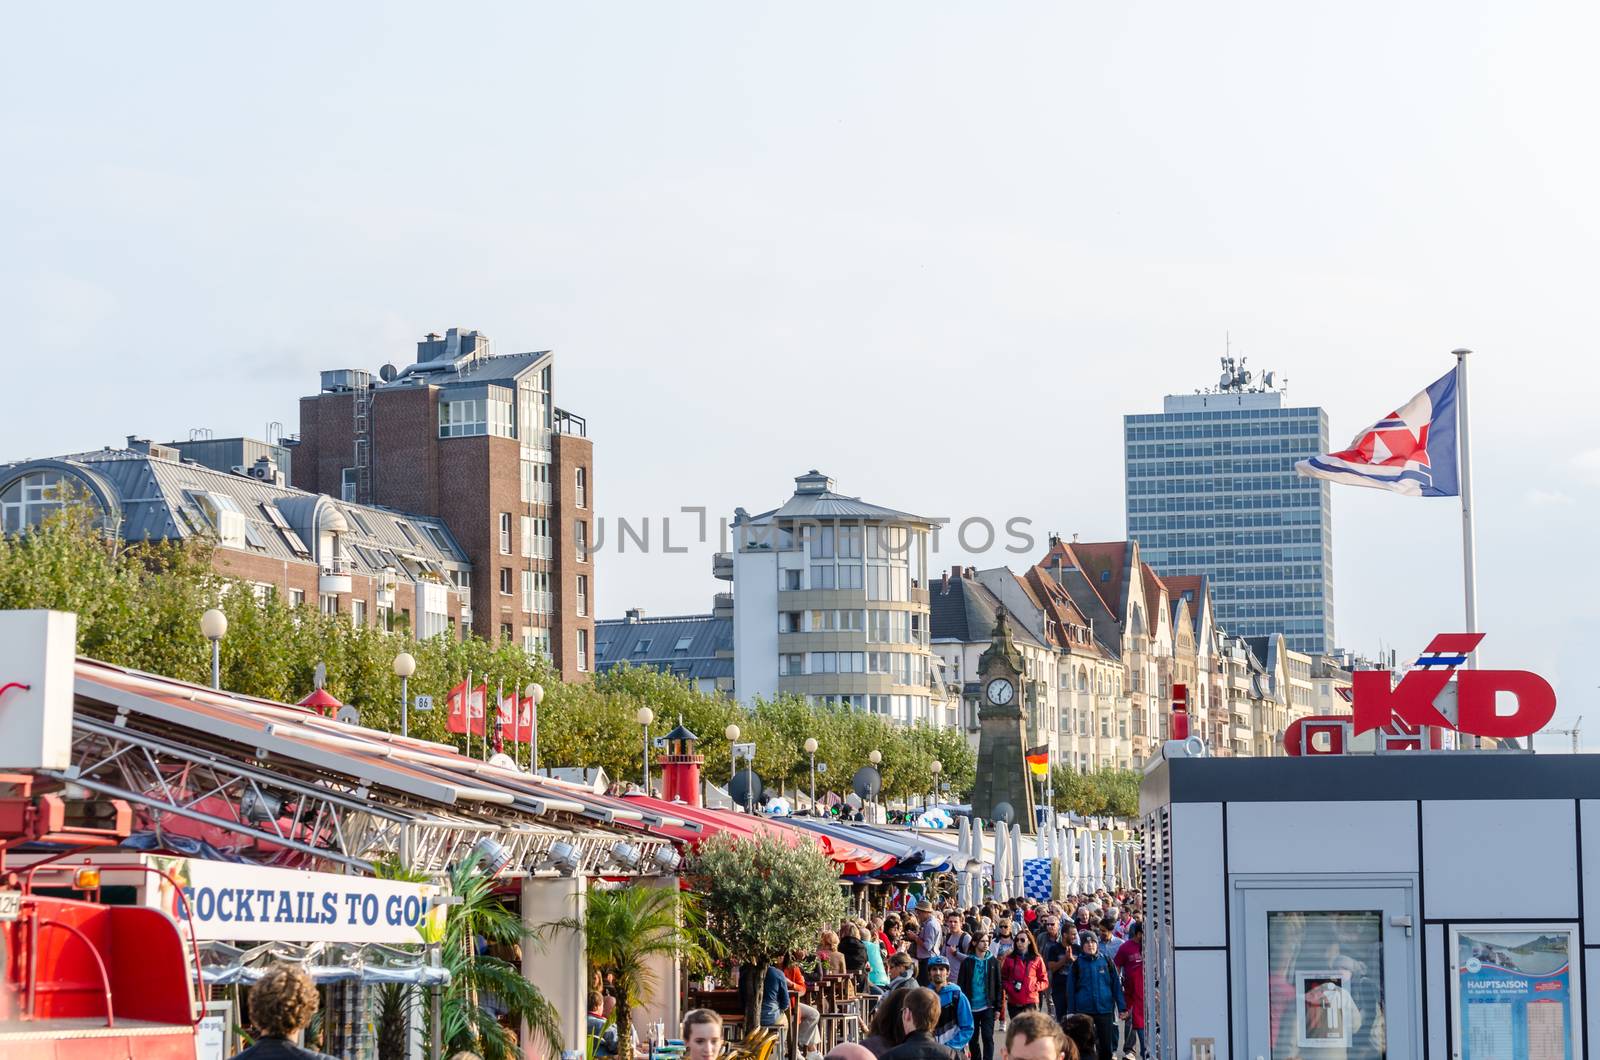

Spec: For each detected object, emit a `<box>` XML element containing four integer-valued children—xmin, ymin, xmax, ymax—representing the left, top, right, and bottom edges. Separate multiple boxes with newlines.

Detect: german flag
<box><xmin>1025</xmin><ymin>745</ymin><xmax>1050</xmax><ymax>776</ymax></box>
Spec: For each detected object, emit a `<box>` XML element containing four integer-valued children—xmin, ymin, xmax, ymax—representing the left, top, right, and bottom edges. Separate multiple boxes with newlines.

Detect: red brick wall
<box><xmin>211</xmin><ymin>547</ymin><xmax>463</xmax><ymax>632</ymax></box>
<box><xmin>371</xmin><ymin>387</ymin><xmax>441</xmax><ymax>517</ymax></box>
<box><xmin>553</xmin><ymin>432</ymin><xmax>594</xmax><ymax>681</ymax></box>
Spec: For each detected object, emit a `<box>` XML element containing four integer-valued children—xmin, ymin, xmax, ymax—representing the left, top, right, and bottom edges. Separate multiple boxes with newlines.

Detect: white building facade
<box><xmin>729</xmin><ymin>472</ymin><xmax>946</xmax><ymax>726</ymax></box>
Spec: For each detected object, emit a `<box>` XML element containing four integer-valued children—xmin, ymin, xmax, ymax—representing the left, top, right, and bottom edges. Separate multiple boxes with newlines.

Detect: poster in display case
<box><xmin>1451</xmin><ymin>924</ymin><xmax>1579</xmax><ymax>1060</ymax></box>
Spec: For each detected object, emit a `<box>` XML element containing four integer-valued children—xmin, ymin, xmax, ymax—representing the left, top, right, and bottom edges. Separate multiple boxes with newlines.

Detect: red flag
<box><xmin>496</xmin><ymin>695</ymin><xmax>535</xmax><ymax>745</ymax></box>
<box><xmin>446</xmin><ymin>681</ymin><xmax>488</xmax><ymax>736</ymax></box>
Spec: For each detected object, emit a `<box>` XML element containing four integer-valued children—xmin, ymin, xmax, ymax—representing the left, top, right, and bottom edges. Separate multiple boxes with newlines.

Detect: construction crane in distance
<box><xmin>1543</xmin><ymin>715</ymin><xmax>1582</xmax><ymax>754</ymax></box>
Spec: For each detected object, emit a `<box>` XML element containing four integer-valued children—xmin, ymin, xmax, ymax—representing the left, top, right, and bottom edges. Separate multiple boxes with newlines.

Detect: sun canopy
<box><xmin>621</xmin><ymin>797</ymin><xmax>895</xmax><ymax>877</ymax></box>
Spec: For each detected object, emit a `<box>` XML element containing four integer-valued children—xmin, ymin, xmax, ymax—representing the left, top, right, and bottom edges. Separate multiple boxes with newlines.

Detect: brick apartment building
<box><xmin>288</xmin><ymin>328</ymin><xmax>595</xmax><ymax>679</ymax></box>
<box><xmin>0</xmin><ymin>441</ymin><xmax>472</xmax><ymax>634</ymax></box>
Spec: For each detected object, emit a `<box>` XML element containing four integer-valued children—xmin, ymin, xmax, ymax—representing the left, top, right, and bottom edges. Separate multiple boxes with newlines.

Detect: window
<box><xmin>780</xmin><ymin>653</ymin><xmax>805</xmax><ymax>676</ymax></box>
<box><xmin>523</xmin><ymin>570</ymin><xmax>552</xmax><ymax>614</ymax></box>
<box><xmin>289</xmin><ymin>588</ymin><xmax>306</xmax><ymax>608</ymax></box>
<box><xmin>836</xmin><ymin>563</ymin><xmax>862</xmax><ymax>590</ymax></box>
<box><xmin>521</xmin><ymin>456</ymin><xmax>551</xmax><ymax>504</ymax></box>
<box><xmin>260</xmin><ymin>503</ymin><xmax>311</xmax><ymax>556</ymax></box>
<box><xmin>499</xmin><ymin>513</ymin><xmax>512</xmax><ymax>554</ymax></box>
<box><xmin>633</xmin><ymin>639</ymin><xmax>653</xmax><ymax>655</ymax></box>
<box><xmin>1</xmin><ymin>469</ymin><xmax>101</xmax><ymax>532</ymax></box>
<box><xmin>574</xmin><ymin>521</ymin><xmax>588</xmax><ymax>561</ymax></box>
<box><xmin>782</xmin><ymin>569</ymin><xmax>802</xmax><ymax>590</ymax></box>
<box><xmin>439</xmin><ymin>395</ymin><xmax>515</xmax><ymax>438</ymax></box>
<box><xmin>838</xmin><ymin>525</ymin><xmax>862</xmax><ymax>558</ymax></box>
<box><xmin>521</xmin><ymin>516</ymin><xmax>551</xmax><ymax>558</ymax></box>
<box><xmin>575</xmin><ymin>467</ymin><xmax>587</xmax><ymax>508</ymax></box>
<box><xmin>525</xmin><ymin>626</ymin><xmax>552</xmax><ymax>659</ymax></box>
<box><xmin>810</xmin><ymin>565</ymin><xmax>836</xmax><ymax>589</ymax></box>
<box><xmin>812</xmin><ymin>525</ymin><xmax>835</xmax><ymax>559</ymax></box>
<box><xmin>577</xmin><ymin>629</ymin><xmax>589</xmax><ymax>672</ymax></box>
<box><xmin>352</xmin><ymin>599</ymin><xmax>367</xmax><ymax>626</ymax></box>
<box><xmin>576</xmin><ymin>575</ymin><xmax>588</xmax><ymax>617</ymax></box>
<box><xmin>320</xmin><ymin>594</ymin><xmax>339</xmax><ymax>616</ymax></box>
<box><xmin>673</xmin><ymin>636</ymin><xmax>693</xmax><ymax>654</ymax></box>
<box><xmin>346</xmin><ymin>508</ymin><xmax>374</xmax><ymax>535</ymax></box>
<box><xmin>423</xmin><ymin>524</ymin><xmax>451</xmax><ymax>552</ymax></box>
<box><xmin>395</xmin><ymin>521</ymin><xmax>419</xmax><ymax>547</ymax></box>
<box><xmin>499</xmin><ymin>568</ymin><xmax>513</xmax><ymax>595</ymax></box>
<box><xmin>779</xmin><ymin>611</ymin><xmax>802</xmax><ymax>633</ymax></box>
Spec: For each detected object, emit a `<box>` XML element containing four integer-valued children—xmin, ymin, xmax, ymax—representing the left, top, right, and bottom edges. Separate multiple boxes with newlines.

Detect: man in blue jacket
<box><xmin>925</xmin><ymin>956</ymin><xmax>974</xmax><ymax>1053</ymax></box>
<box><xmin>1067</xmin><ymin>934</ymin><xmax>1125</xmax><ymax>1060</ymax></box>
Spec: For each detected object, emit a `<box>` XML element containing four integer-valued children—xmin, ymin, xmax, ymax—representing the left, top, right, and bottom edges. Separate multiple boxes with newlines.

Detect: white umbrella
<box><xmin>1011</xmin><ymin>823</ymin><xmax>1025</xmax><ymax>897</ymax></box>
<box><xmin>1077</xmin><ymin>831</ymin><xmax>1093</xmax><ymax>896</ymax></box>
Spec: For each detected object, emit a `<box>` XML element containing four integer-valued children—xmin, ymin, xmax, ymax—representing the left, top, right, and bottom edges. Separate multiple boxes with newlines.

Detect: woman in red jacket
<box><xmin>1000</xmin><ymin>928</ymin><xmax>1049</xmax><ymax>1015</ymax></box>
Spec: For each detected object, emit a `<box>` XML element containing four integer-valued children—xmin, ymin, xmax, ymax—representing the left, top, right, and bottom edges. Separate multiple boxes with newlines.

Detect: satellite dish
<box><xmin>1240</xmin><ymin>369</ymin><xmax>1253</xmax><ymax>386</ymax></box>
<box><xmin>1263</xmin><ymin>371</ymin><xmax>1275</xmax><ymax>388</ymax></box>
<box><xmin>378</xmin><ymin>363</ymin><xmax>398</xmax><ymax>382</ymax></box>
<box><xmin>335</xmin><ymin>705</ymin><xmax>360</xmax><ymax>727</ymax></box>
<box><xmin>729</xmin><ymin>770</ymin><xmax>765</xmax><ymax>810</ymax></box>
<box><xmin>851</xmin><ymin>766</ymin><xmax>882</xmax><ymax>801</ymax></box>
<box><xmin>1218</xmin><ymin>371</ymin><xmax>1233</xmax><ymax>389</ymax></box>
<box><xmin>992</xmin><ymin>801</ymin><xmax>1015</xmax><ymax>826</ymax></box>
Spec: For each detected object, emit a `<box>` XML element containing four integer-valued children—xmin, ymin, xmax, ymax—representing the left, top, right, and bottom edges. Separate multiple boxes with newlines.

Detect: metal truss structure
<box><xmin>53</xmin><ymin>710</ymin><xmax>673</xmax><ymax>879</ymax></box>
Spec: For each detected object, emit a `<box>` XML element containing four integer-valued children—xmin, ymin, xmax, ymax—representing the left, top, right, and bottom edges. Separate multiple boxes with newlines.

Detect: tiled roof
<box><xmin>1160</xmin><ymin>575</ymin><xmax>1209</xmax><ymax>637</ymax></box>
<box><xmin>1</xmin><ymin>449</ymin><xmax>468</xmax><ymax>579</ymax></box>
<box><xmin>1041</xmin><ymin>539</ymin><xmax>1130</xmax><ymax>617</ymax></box>
<box><xmin>1140</xmin><ymin>562</ymin><xmax>1167</xmax><ymax>635</ymax></box>
<box><xmin>594</xmin><ymin>613</ymin><xmax>733</xmax><ymax>684</ymax></box>
<box><xmin>928</xmin><ymin>572</ymin><xmax>1044</xmax><ymax>647</ymax></box>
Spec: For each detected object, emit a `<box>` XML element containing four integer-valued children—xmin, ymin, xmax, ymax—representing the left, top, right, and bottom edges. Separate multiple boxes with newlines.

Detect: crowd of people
<box><xmin>732</xmin><ymin>889</ymin><xmax>1146</xmax><ymax>1060</ymax></box>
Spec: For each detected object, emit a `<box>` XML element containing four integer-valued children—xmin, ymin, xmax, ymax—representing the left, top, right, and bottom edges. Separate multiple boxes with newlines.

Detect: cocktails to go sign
<box><xmin>153</xmin><ymin>857</ymin><xmax>442</xmax><ymax>944</ymax></box>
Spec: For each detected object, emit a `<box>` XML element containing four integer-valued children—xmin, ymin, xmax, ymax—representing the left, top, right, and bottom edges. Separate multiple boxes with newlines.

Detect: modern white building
<box><xmin>728</xmin><ymin>471</ymin><xmax>945</xmax><ymax>726</ymax></box>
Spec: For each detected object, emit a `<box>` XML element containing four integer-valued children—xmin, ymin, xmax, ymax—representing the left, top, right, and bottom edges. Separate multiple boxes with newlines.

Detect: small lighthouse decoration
<box><xmin>658</xmin><ymin>718</ymin><xmax>704</xmax><ymax>806</ymax></box>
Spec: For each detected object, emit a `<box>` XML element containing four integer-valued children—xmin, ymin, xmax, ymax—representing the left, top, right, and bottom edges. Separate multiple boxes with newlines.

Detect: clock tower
<box><xmin>971</xmin><ymin>605</ymin><xmax>1036</xmax><ymax>831</ymax></box>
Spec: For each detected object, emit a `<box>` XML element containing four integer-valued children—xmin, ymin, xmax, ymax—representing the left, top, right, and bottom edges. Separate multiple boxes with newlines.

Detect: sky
<box><xmin>4</xmin><ymin>2</ymin><xmax>1598</xmax><ymax>748</ymax></box>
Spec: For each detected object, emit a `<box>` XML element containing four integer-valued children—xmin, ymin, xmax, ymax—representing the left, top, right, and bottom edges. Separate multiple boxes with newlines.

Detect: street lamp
<box><xmin>392</xmin><ymin>651</ymin><xmax>416</xmax><ymax>737</ymax></box>
<box><xmin>868</xmin><ymin>749</ymin><xmax>882</xmax><ymax>821</ymax></box>
<box><xmin>725</xmin><ymin>723</ymin><xmax>741</xmax><ymax>784</ymax></box>
<box><xmin>526</xmin><ymin>682</ymin><xmax>544</xmax><ymax>774</ymax></box>
<box><xmin>636</xmin><ymin>707</ymin><xmax>655</xmax><ymax>795</ymax></box>
<box><xmin>200</xmin><ymin>609</ymin><xmax>228</xmax><ymax>690</ymax></box>
<box><xmin>929</xmin><ymin>759</ymin><xmax>943</xmax><ymax>813</ymax></box>
<box><xmin>804</xmin><ymin>737</ymin><xmax>819</xmax><ymax>813</ymax></box>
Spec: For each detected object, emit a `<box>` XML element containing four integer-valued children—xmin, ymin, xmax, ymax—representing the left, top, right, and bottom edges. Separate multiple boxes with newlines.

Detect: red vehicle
<box><xmin>0</xmin><ymin>772</ymin><xmax>200</xmax><ymax>1059</ymax></box>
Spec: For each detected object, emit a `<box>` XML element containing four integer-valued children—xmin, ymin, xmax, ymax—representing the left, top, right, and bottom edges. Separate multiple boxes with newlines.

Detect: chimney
<box><xmin>1048</xmin><ymin>531</ymin><xmax>1061</xmax><ymax>547</ymax></box>
<box><xmin>950</xmin><ymin>564</ymin><xmax>964</xmax><ymax>580</ymax></box>
<box><xmin>1072</xmin><ymin>532</ymin><xmax>1080</xmax><ymax>543</ymax></box>
<box><xmin>940</xmin><ymin>571</ymin><xmax>950</xmax><ymax>594</ymax></box>
<box><xmin>126</xmin><ymin>436</ymin><xmax>151</xmax><ymax>453</ymax></box>
<box><xmin>625</xmin><ymin>608</ymin><xmax>644</xmax><ymax>623</ymax></box>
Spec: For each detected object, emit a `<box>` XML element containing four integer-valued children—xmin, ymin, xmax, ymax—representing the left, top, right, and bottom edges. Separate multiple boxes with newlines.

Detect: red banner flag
<box><xmin>446</xmin><ymin>680</ymin><xmax>488</xmax><ymax>736</ymax></box>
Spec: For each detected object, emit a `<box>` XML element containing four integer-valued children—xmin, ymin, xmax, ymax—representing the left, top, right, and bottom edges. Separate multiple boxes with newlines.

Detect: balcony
<box><xmin>319</xmin><ymin>559</ymin><xmax>352</xmax><ymax>595</ymax></box>
<box><xmin>712</xmin><ymin>552</ymin><xmax>733</xmax><ymax>581</ymax></box>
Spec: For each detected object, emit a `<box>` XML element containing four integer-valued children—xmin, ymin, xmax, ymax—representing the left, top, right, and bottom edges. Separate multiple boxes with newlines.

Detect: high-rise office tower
<box><xmin>1124</xmin><ymin>357</ymin><xmax>1333</xmax><ymax>655</ymax></box>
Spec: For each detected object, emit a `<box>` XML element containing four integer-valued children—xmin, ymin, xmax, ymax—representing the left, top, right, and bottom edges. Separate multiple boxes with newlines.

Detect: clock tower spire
<box><xmin>971</xmin><ymin>605</ymin><xmax>1036</xmax><ymax>831</ymax></box>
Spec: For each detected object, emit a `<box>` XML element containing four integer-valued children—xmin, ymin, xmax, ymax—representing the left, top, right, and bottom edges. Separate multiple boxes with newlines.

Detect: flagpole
<box><xmin>1455</xmin><ymin>348</ymin><xmax>1491</xmax><ymax>750</ymax></box>
<box><xmin>466</xmin><ymin>668</ymin><xmax>473</xmax><ymax>760</ymax></box>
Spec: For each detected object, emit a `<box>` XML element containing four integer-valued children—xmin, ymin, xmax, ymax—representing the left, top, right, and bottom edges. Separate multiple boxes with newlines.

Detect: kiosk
<box><xmin>1142</xmin><ymin>747</ymin><xmax>1598</xmax><ymax>1060</ymax></box>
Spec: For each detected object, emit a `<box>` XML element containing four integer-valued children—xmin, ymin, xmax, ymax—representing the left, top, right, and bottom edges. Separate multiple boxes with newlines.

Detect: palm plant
<box><xmin>371</xmin><ymin>854</ymin><xmax>561</xmax><ymax>1060</ymax></box>
<box><xmin>555</xmin><ymin>883</ymin><xmax>718</xmax><ymax>1051</ymax></box>
<box><xmin>441</xmin><ymin>851</ymin><xmax>563</xmax><ymax>1060</ymax></box>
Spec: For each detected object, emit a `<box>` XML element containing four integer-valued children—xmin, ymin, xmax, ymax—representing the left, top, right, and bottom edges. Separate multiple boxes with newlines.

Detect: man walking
<box><xmin>1066</xmin><ymin>934</ymin><xmax>1125</xmax><ymax>1060</ymax></box>
<box><xmin>957</xmin><ymin>930</ymin><xmax>1001</xmax><ymax>1060</ymax></box>
<box><xmin>925</xmin><ymin>957</ymin><xmax>974</xmax><ymax>1054</ymax></box>
<box><xmin>915</xmin><ymin>906</ymin><xmax>943</xmax><ymax>984</ymax></box>
<box><xmin>1039</xmin><ymin>917</ymin><xmax>1072</xmax><ymax>1018</ymax></box>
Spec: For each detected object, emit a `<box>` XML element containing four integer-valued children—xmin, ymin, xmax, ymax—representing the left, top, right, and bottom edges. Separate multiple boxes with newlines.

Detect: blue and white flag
<box><xmin>1297</xmin><ymin>369</ymin><xmax>1459</xmax><ymax>496</ymax></box>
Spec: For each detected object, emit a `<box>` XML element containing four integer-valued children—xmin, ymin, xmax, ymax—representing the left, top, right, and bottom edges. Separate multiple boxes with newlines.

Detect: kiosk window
<box><xmin>1267</xmin><ymin>910</ymin><xmax>1386</xmax><ymax>1059</ymax></box>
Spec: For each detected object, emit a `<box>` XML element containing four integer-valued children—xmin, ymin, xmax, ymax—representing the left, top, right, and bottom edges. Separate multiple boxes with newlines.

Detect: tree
<box><xmin>687</xmin><ymin>832</ymin><xmax>847</xmax><ymax>1029</ymax></box>
<box><xmin>1048</xmin><ymin>766</ymin><xmax>1141</xmax><ymax>820</ymax></box>
<box><xmin>554</xmin><ymin>884</ymin><xmax>716</xmax><ymax>1052</ymax></box>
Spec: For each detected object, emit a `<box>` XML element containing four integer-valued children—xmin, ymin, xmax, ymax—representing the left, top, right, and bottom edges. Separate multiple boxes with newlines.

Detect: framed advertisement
<box><xmin>1450</xmin><ymin>923</ymin><xmax>1580</xmax><ymax>1060</ymax></box>
<box><xmin>1296</xmin><ymin>969</ymin><xmax>1358</xmax><ymax>1048</ymax></box>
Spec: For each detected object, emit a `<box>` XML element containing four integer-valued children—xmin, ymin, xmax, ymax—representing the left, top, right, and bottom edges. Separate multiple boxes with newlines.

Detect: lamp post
<box><xmin>636</xmin><ymin>707</ymin><xmax>655</xmax><ymax>795</ymax></box>
<box><xmin>725</xmin><ymin>724</ymin><xmax>741</xmax><ymax>785</ymax></box>
<box><xmin>526</xmin><ymin>682</ymin><xmax>544</xmax><ymax>775</ymax></box>
<box><xmin>929</xmin><ymin>759</ymin><xmax>943</xmax><ymax>814</ymax></box>
<box><xmin>200</xmin><ymin>609</ymin><xmax>227</xmax><ymax>691</ymax></box>
<box><xmin>392</xmin><ymin>652</ymin><xmax>416</xmax><ymax>737</ymax></box>
<box><xmin>869</xmin><ymin>749</ymin><xmax>882</xmax><ymax>821</ymax></box>
<box><xmin>804</xmin><ymin>737</ymin><xmax>819</xmax><ymax>813</ymax></box>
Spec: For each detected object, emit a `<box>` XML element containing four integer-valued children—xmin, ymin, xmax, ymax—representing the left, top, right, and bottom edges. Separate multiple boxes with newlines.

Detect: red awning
<box><xmin>621</xmin><ymin>796</ymin><xmax>894</xmax><ymax>876</ymax></box>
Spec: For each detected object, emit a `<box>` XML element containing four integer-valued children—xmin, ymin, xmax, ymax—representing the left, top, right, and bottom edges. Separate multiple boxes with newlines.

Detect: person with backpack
<box><xmin>1000</xmin><ymin>929</ymin><xmax>1049</xmax><ymax>1015</ymax></box>
<box><xmin>1066</xmin><ymin>934</ymin><xmax>1125</xmax><ymax>1060</ymax></box>
<box><xmin>924</xmin><ymin>956</ymin><xmax>974</xmax><ymax>1053</ymax></box>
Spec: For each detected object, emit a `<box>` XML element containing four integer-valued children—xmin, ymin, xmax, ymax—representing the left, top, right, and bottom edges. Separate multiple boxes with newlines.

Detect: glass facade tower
<box><xmin>1125</xmin><ymin>388</ymin><xmax>1334</xmax><ymax>655</ymax></box>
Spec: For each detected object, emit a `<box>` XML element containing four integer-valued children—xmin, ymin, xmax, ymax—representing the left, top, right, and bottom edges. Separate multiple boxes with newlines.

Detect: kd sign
<box><xmin>1352</xmin><ymin>633</ymin><xmax>1555</xmax><ymax>739</ymax></box>
<box><xmin>1286</xmin><ymin>633</ymin><xmax>1556</xmax><ymax>755</ymax></box>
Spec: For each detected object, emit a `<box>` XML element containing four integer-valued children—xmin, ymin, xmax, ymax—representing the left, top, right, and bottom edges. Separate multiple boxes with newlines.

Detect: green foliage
<box><xmin>553</xmin><ymin>884</ymin><xmax>717</xmax><ymax>1051</ymax></box>
<box><xmin>687</xmin><ymin>831</ymin><xmax>846</xmax><ymax>966</ymax></box>
<box><xmin>1048</xmin><ymin>766</ymin><xmax>1141</xmax><ymax>819</ymax></box>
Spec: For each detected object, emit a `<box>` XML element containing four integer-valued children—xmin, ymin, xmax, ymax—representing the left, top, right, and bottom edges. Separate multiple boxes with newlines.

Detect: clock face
<box><xmin>986</xmin><ymin>678</ymin><xmax>1015</xmax><ymax>706</ymax></box>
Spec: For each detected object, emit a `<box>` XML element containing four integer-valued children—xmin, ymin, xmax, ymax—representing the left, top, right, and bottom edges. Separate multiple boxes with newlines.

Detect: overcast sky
<box><xmin>4</xmin><ymin>3</ymin><xmax>1597</xmax><ymax>748</ymax></box>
